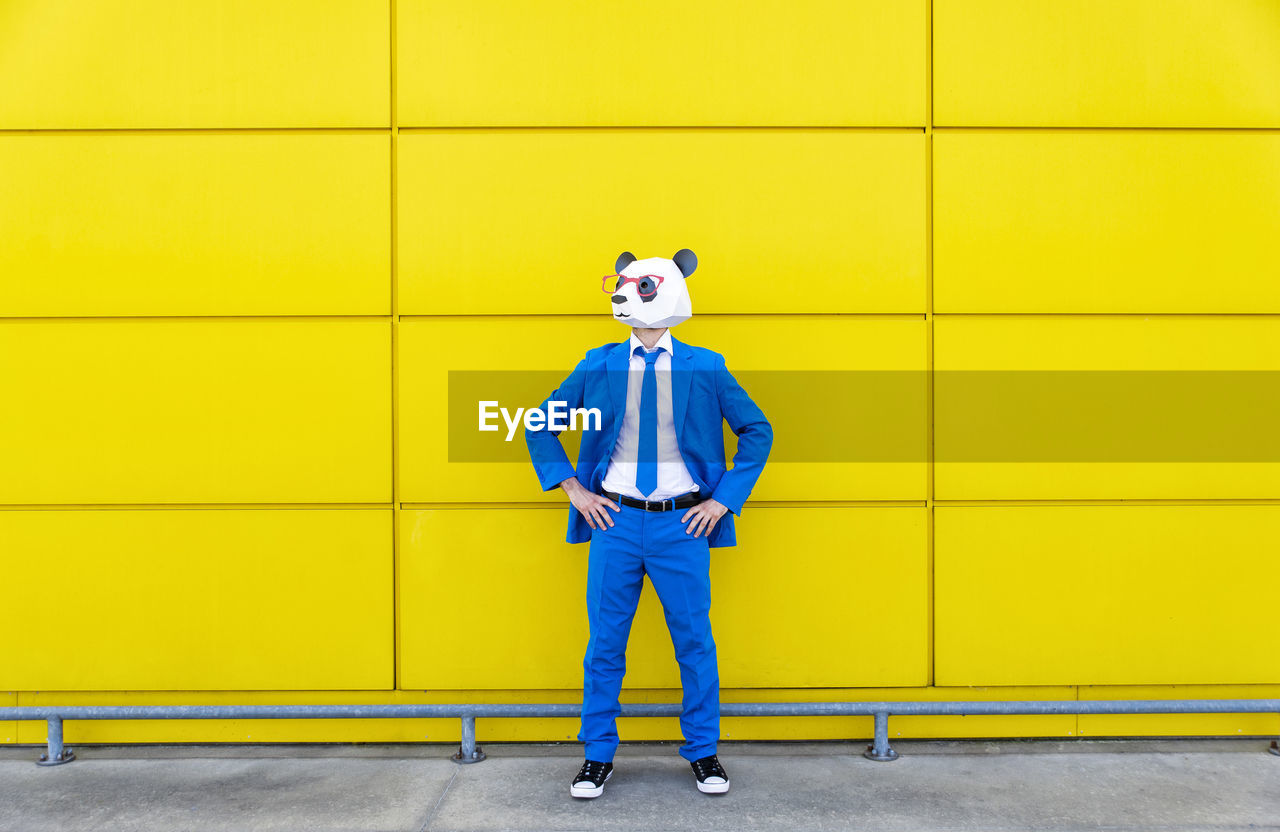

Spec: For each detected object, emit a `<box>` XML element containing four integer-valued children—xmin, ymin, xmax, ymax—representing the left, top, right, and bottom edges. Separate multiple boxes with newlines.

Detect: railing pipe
<box><xmin>452</xmin><ymin>715</ymin><xmax>485</xmax><ymax>763</ymax></box>
<box><xmin>34</xmin><ymin>716</ymin><xmax>75</xmax><ymax>766</ymax></box>
<box><xmin>5</xmin><ymin>699</ymin><xmax>1278</xmax><ymax>767</ymax></box>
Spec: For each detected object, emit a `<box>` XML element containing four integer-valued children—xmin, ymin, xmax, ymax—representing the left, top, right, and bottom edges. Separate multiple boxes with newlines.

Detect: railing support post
<box><xmin>863</xmin><ymin>711</ymin><xmax>899</xmax><ymax>761</ymax></box>
<box><xmin>36</xmin><ymin>716</ymin><xmax>76</xmax><ymax>766</ymax></box>
<box><xmin>451</xmin><ymin>715</ymin><xmax>486</xmax><ymax>763</ymax></box>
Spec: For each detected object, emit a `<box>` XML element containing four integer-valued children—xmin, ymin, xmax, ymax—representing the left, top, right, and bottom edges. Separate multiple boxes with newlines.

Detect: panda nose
<box><xmin>611</xmin><ymin>295</ymin><xmax>627</xmax><ymax>304</ymax></box>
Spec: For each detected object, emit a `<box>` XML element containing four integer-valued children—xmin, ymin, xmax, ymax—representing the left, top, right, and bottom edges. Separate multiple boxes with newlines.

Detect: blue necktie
<box><xmin>635</xmin><ymin>345</ymin><xmax>665</xmax><ymax>497</ymax></box>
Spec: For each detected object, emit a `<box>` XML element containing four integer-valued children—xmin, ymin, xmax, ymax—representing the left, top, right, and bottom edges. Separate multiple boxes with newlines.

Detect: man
<box><xmin>525</xmin><ymin>248</ymin><xmax>772</xmax><ymax>798</ymax></box>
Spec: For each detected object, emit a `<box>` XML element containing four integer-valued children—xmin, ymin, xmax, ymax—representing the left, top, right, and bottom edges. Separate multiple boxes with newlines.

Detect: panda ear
<box><xmin>673</xmin><ymin>248</ymin><xmax>697</xmax><ymax>278</ymax></box>
<box><xmin>615</xmin><ymin>251</ymin><xmax>637</xmax><ymax>274</ymax></box>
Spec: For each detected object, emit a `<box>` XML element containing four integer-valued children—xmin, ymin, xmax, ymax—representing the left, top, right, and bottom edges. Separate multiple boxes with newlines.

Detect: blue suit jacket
<box><xmin>526</xmin><ymin>335</ymin><xmax>772</xmax><ymax>547</ymax></box>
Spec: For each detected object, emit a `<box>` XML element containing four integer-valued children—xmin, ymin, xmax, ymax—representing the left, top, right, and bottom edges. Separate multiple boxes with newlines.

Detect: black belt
<box><xmin>602</xmin><ymin>489</ymin><xmax>702</xmax><ymax>512</ymax></box>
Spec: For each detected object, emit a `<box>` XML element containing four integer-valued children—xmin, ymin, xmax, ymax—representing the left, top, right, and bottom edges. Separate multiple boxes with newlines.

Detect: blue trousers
<box><xmin>579</xmin><ymin>501</ymin><xmax>719</xmax><ymax>763</ymax></box>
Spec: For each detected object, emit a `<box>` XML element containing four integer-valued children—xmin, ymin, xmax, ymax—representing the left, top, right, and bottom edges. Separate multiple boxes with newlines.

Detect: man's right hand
<box><xmin>560</xmin><ymin>477</ymin><xmax>620</xmax><ymax>530</ymax></box>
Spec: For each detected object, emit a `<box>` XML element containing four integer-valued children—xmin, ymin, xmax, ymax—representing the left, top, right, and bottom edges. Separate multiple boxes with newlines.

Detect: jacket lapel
<box><xmin>605</xmin><ymin>339</ymin><xmax>630</xmax><ymax>436</ymax></box>
<box><xmin>670</xmin><ymin>334</ymin><xmax>694</xmax><ymax>445</ymax></box>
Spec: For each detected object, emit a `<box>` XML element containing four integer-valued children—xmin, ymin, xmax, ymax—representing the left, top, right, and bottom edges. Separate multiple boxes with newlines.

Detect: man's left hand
<box><xmin>681</xmin><ymin>498</ymin><xmax>728</xmax><ymax>538</ymax></box>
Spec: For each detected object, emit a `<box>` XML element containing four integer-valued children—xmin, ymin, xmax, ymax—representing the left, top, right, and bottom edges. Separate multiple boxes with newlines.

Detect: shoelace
<box><xmin>692</xmin><ymin>756</ymin><xmax>726</xmax><ymax>780</ymax></box>
<box><xmin>576</xmin><ymin>759</ymin><xmax>608</xmax><ymax>783</ymax></box>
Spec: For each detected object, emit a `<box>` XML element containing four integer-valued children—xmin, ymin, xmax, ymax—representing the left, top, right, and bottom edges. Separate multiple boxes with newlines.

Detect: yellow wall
<box><xmin>3</xmin><ymin>0</ymin><xmax>1279</xmax><ymax>746</ymax></box>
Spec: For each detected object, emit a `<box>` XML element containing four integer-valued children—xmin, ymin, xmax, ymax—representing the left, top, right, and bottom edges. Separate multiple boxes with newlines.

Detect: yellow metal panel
<box><xmin>399</xmin><ymin>506</ymin><xmax>928</xmax><ymax>690</ymax></box>
<box><xmin>0</xmin><ymin>509</ymin><xmax>392</xmax><ymax>691</ymax></box>
<box><xmin>398</xmin><ymin>316</ymin><xmax>619</xmax><ymax>505</ymax></box>
<box><xmin>936</xmin><ymin>506</ymin><xmax>1280</xmax><ymax>686</ymax></box>
<box><xmin>1</xmin><ymin>692</ymin><xmax>13</xmax><ymax>744</ymax></box>
<box><xmin>0</xmin><ymin>320</ymin><xmax>390</xmax><ymax>503</ymax></box>
<box><xmin>397</xmin><ymin>0</ymin><xmax>925</xmax><ymax>127</ymax></box>
<box><xmin>933</xmin><ymin>132</ymin><xmax>1280</xmax><ymax>312</ymax></box>
<box><xmin>0</xmin><ymin>0</ymin><xmax>388</xmax><ymax>128</ymax></box>
<box><xmin>934</xmin><ymin>316</ymin><xmax>1280</xmax><ymax>499</ymax></box>
<box><xmin>398</xmin><ymin>316</ymin><xmax>926</xmax><ymax>502</ymax></box>
<box><xmin>890</xmin><ymin>688</ymin><xmax>1076</xmax><ymax>739</ymax></box>
<box><xmin>1079</xmin><ymin>685</ymin><xmax>1280</xmax><ymax>738</ymax></box>
<box><xmin>935</xmin><ymin>316</ymin><xmax>1280</xmax><ymax>371</ymax></box>
<box><xmin>933</xmin><ymin>0</ymin><xmax>1280</xmax><ymax>127</ymax></box>
<box><xmin>685</xmin><ymin>316</ymin><xmax>927</xmax><ymax>501</ymax></box>
<box><xmin>0</xmin><ymin>134</ymin><xmax>390</xmax><ymax>317</ymax></box>
<box><xmin>397</xmin><ymin>130</ymin><xmax>926</xmax><ymax>314</ymax></box>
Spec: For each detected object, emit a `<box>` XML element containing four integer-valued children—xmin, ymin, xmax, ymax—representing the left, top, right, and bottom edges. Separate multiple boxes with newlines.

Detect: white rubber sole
<box><xmin>570</xmin><ymin>768</ymin><xmax>612</xmax><ymax>798</ymax></box>
<box><xmin>696</xmin><ymin>777</ymin><xmax>730</xmax><ymax>794</ymax></box>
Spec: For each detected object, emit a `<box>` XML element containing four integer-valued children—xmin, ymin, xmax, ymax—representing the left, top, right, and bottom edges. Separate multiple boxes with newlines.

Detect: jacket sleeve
<box><xmin>708</xmin><ymin>354</ymin><xmax>772</xmax><ymax>515</ymax></box>
<box><xmin>526</xmin><ymin>356</ymin><xmax>588</xmax><ymax>492</ymax></box>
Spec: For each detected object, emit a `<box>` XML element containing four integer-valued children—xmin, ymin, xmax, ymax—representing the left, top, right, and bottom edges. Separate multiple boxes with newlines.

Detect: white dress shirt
<box><xmin>601</xmin><ymin>330</ymin><xmax>700</xmax><ymax>500</ymax></box>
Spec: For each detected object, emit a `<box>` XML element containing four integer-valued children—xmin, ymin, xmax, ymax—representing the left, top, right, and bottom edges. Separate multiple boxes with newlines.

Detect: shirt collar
<box><xmin>628</xmin><ymin>329</ymin><xmax>673</xmax><ymax>356</ymax></box>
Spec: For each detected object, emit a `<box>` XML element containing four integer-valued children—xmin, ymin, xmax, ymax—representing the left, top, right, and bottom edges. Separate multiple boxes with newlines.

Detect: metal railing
<box><xmin>4</xmin><ymin>699</ymin><xmax>1280</xmax><ymax>766</ymax></box>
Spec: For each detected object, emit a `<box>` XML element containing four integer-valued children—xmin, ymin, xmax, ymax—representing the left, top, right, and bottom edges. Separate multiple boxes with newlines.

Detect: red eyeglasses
<box><xmin>602</xmin><ymin>273</ymin><xmax>665</xmax><ymax>298</ymax></box>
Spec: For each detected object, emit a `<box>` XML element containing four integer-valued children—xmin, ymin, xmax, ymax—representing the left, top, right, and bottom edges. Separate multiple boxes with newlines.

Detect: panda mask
<box><xmin>607</xmin><ymin>249</ymin><xmax>697</xmax><ymax>330</ymax></box>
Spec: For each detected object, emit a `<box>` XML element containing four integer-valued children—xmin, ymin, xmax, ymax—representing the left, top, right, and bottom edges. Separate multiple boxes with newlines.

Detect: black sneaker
<box><xmin>690</xmin><ymin>754</ymin><xmax>730</xmax><ymax>793</ymax></box>
<box><xmin>570</xmin><ymin>758</ymin><xmax>613</xmax><ymax>798</ymax></box>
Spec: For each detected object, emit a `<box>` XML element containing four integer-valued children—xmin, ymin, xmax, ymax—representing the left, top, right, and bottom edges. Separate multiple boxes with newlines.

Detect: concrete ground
<box><xmin>1</xmin><ymin>739</ymin><xmax>1278</xmax><ymax>832</ymax></box>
